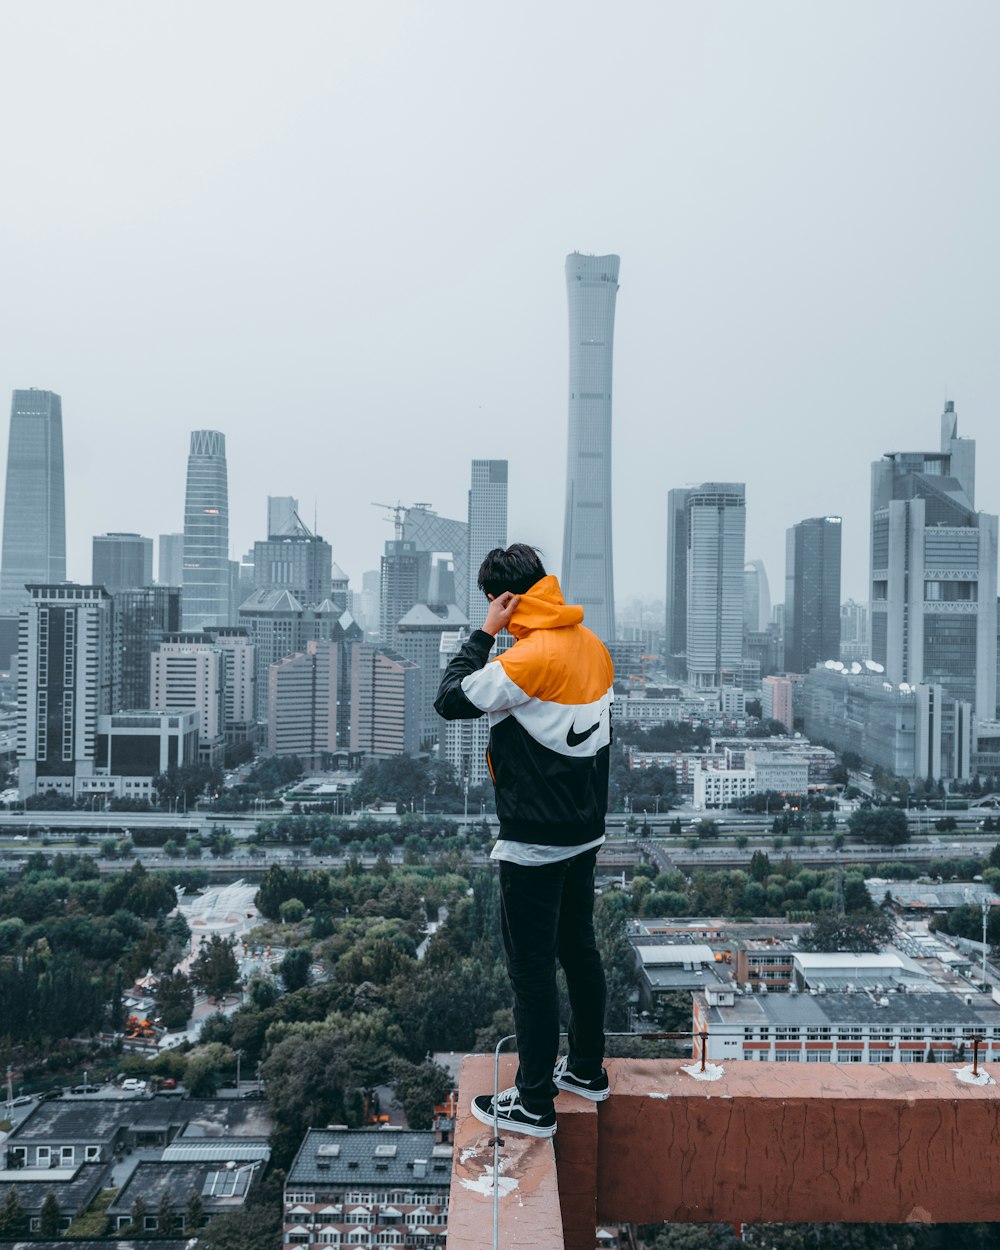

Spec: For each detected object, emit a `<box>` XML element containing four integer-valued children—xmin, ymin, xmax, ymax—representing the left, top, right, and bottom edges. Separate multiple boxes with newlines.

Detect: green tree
<box><xmin>184</xmin><ymin>1193</ymin><xmax>205</xmax><ymax>1234</ymax></box>
<box><xmin>390</xmin><ymin>1058</ymin><xmax>452</xmax><ymax>1129</ymax></box>
<box><xmin>279</xmin><ymin>897</ymin><xmax>306</xmax><ymax>923</ymax></box>
<box><xmin>189</xmin><ymin>1201</ymin><xmax>280</xmax><ymax>1250</ymax></box>
<box><xmin>39</xmin><ymin>1190</ymin><xmax>62</xmax><ymax>1237</ymax></box>
<box><xmin>799</xmin><ymin>911</ymin><xmax>893</xmax><ymax>953</ymax></box>
<box><xmin>155</xmin><ymin>970</ymin><xmax>195</xmax><ymax>1029</ymax></box>
<box><xmin>847</xmin><ymin>807</ymin><xmax>909</xmax><ymax>846</ymax></box>
<box><xmin>191</xmin><ymin>934</ymin><xmax>241</xmax><ymax>1000</ymax></box>
<box><xmin>0</xmin><ymin>1188</ymin><xmax>28</xmax><ymax>1238</ymax></box>
<box><xmin>594</xmin><ymin>892</ymin><xmax>638</xmax><ymax>1031</ymax></box>
<box><xmin>748</xmin><ymin>850</ymin><xmax>771</xmax><ymax>882</ymax></box>
<box><xmin>156</xmin><ymin>1191</ymin><xmax>176</xmax><ymax>1234</ymax></box>
<box><xmin>279</xmin><ymin>946</ymin><xmax>312</xmax><ymax>992</ymax></box>
<box><xmin>128</xmin><ymin>1195</ymin><xmax>148</xmax><ymax>1237</ymax></box>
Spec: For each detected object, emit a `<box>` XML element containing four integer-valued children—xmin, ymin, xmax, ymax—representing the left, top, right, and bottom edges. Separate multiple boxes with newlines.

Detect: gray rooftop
<box><xmin>9</xmin><ymin>1098</ymin><xmax>270</xmax><ymax>1145</ymax></box>
<box><xmin>0</xmin><ymin>1164</ymin><xmax>106</xmax><ymax>1216</ymax></box>
<box><xmin>108</xmin><ymin>1160</ymin><xmax>262</xmax><ymax>1214</ymax></box>
<box><xmin>704</xmin><ymin>988</ymin><xmax>1000</xmax><ymax>1029</ymax></box>
<box><xmin>868</xmin><ymin>880</ymin><xmax>1000</xmax><ymax>910</ymax></box>
<box><xmin>0</xmin><ymin>1243</ymin><xmax>192</xmax><ymax>1250</ymax></box>
<box><xmin>287</xmin><ymin>1130</ymin><xmax>451</xmax><ymax>1191</ymax></box>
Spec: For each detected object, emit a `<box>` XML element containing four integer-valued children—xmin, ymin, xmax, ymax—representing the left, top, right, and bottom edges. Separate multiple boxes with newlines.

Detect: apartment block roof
<box><xmin>287</xmin><ymin>1129</ymin><xmax>451</xmax><ymax>1191</ymax></box>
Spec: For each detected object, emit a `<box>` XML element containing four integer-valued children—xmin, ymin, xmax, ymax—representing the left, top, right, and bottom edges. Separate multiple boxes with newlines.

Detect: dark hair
<box><xmin>477</xmin><ymin>544</ymin><xmax>546</xmax><ymax>599</ymax></box>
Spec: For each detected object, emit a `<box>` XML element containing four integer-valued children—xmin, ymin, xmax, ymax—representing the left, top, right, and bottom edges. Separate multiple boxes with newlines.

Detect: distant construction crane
<box><xmin>371</xmin><ymin>501</ymin><xmax>408</xmax><ymax>542</ymax></box>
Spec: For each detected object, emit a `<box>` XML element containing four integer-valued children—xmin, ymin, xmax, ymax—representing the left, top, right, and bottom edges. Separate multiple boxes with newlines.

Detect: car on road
<box><xmin>10</xmin><ymin>1094</ymin><xmax>33</xmax><ymax>1106</ymax></box>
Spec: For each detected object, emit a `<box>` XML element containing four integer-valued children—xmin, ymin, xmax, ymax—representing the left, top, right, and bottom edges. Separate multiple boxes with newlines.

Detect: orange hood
<box><xmin>507</xmin><ymin>575</ymin><xmax>584</xmax><ymax>638</ymax></box>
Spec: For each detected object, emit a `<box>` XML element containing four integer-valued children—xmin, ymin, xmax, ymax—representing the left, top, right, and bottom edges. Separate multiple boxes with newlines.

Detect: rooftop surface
<box><xmin>287</xmin><ymin>1129</ymin><xmax>451</xmax><ymax>1190</ymax></box>
<box><xmin>9</xmin><ymin>1098</ymin><xmax>270</xmax><ymax>1144</ymax></box>
<box><xmin>0</xmin><ymin>1164</ymin><xmax>106</xmax><ymax>1215</ymax></box>
<box><xmin>108</xmin><ymin>1160</ymin><xmax>261</xmax><ymax>1213</ymax></box>
<box><xmin>702</xmin><ymin>987</ymin><xmax>1000</xmax><ymax>1028</ymax></box>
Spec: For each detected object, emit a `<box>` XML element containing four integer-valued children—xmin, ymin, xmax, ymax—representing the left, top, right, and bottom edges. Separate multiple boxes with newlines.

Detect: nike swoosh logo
<box><xmin>566</xmin><ymin>720</ymin><xmax>601</xmax><ymax>748</ymax></box>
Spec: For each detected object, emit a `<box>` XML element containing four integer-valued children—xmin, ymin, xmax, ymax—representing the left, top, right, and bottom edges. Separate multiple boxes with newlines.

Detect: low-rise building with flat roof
<box><xmin>0</xmin><ymin>1163</ymin><xmax>106</xmax><ymax>1233</ymax></box>
<box><xmin>107</xmin><ymin>1159</ymin><xmax>263</xmax><ymax>1233</ymax></box>
<box><xmin>693</xmin><ymin>984</ymin><xmax>1000</xmax><ymax>1065</ymax></box>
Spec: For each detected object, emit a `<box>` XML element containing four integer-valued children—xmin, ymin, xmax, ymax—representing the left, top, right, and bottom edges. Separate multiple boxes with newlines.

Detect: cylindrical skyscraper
<box><xmin>182</xmin><ymin>430</ymin><xmax>230</xmax><ymax>630</ymax></box>
<box><xmin>0</xmin><ymin>389</ymin><xmax>66</xmax><ymax>611</ymax></box>
<box><xmin>562</xmin><ymin>253</ymin><xmax>619</xmax><ymax>641</ymax></box>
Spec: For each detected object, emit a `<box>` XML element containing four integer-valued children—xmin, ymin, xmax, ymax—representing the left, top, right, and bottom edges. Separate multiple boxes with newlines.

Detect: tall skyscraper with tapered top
<box><xmin>0</xmin><ymin>389</ymin><xmax>66</xmax><ymax>612</ymax></box>
<box><xmin>182</xmin><ymin>430</ymin><xmax>230</xmax><ymax>630</ymax></box>
<box><xmin>561</xmin><ymin>253</ymin><xmax>619</xmax><ymax>641</ymax></box>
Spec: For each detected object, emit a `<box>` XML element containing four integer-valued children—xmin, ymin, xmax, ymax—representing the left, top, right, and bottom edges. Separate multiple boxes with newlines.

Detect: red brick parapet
<box><xmin>598</xmin><ymin>1058</ymin><xmax>1000</xmax><ymax>1226</ymax></box>
<box><xmin>450</xmin><ymin>1055</ymin><xmax>1000</xmax><ymax>1248</ymax></box>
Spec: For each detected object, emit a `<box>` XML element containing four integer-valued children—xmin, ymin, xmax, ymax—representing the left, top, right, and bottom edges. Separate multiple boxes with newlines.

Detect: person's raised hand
<box><xmin>483</xmin><ymin>591</ymin><xmax>520</xmax><ymax>637</ymax></box>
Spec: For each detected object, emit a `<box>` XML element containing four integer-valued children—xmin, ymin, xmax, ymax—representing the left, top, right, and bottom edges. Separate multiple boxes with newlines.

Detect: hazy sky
<box><xmin>2</xmin><ymin>2</ymin><xmax>998</xmax><ymax>608</ymax></box>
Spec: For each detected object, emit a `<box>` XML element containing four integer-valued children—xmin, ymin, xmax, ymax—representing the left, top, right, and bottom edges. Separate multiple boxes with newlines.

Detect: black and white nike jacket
<box><xmin>434</xmin><ymin>575</ymin><xmax>615</xmax><ymax>847</ymax></box>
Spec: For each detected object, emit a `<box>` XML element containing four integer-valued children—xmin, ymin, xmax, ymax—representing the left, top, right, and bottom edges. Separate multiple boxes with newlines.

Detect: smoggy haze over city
<box><xmin>2</xmin><ymin>2</ymin><xmax>998</xmax><ymax>607</ymax></box>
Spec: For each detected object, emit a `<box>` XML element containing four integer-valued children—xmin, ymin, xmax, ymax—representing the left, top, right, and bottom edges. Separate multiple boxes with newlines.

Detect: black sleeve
<box><xmin>434</xmin><ymin>629</ymin><xmax>494</xmax><ymax>721</ymax></box>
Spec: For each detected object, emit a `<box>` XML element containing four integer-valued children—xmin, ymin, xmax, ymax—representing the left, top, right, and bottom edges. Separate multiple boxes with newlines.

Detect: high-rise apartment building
<box><xmin>398</xmin><ymin>602</ymin><xmax>470</xmax><ymax>748</ymax></box>
<box><xmin>664</xmin><ymin>488</ymin><xmax>690</xmax><ymax>670</ymax></box>
<box><xmin>379</xmin><ymin>540</ymin><xmax>427</xmax><ymax>647</ymax></box>
<box><xmin>561</xmin><ymin>252</ymin><xmax>619</xmax><ymax>642</ymax></box>
<box><xmin>439</xmin><ymin>629</ymin><xmax>491</xmax><ymax>786</ymax></box>
<box><xmin>761</xmin><ymin>674</ymin><xmax>795</xmax><ymax>733</ymax></box>
<box><xmin>114</xmin><ymin>586</ymin><xmax>182</xmax><ymax>710</ymax></box>
<box><xmin>17</xmin><ymin>585</ymin><xmax>116</xmax><ymax>798</ymax></box>
<box><xmin>1</xmin><ymin>390</ymin><xmax>66</xmax><ymax>612</ymax></box>
<box><xmin>238</xmin><ymin>588</ymin><xmax>307</xmax><ymax>721</ymax></box>
<box><xmin>182</xmin><ymin>430</ymin><xmax>230</xmax><ymax>630</ymax></box>
<box><xmin>685</xmin><ymin>483</ymin><xmax>747</xmax><ymax>688</ymax></box>
<box><xmin>158</xmin><ymin>533</ymin><xmax>185</xmax><ymax>587</ymax></box>
<box><xmin>150</xmin><ymin>634</ymin><xmax>227</xmax><ymax>746</ymax></box>
<box><xmin>784</xmin><ymin>517</ymin><xmax>842</xmax><ymax>674</ymax></box>
<box><xmin>92</xmin><ymin>533</ymin><xmax>154</xmax><ymax>593</ymax></box>
<box><xmin>268</xmin><ymin>640</ymin><xmax>338</xmax><ymax>767</ymax></box>
<box><xmin>467</xmin><ymin>460</ymin><xmax>508</xmax><ymax>626</ymax></box>
<box><xmin>841</xmin><ymin>600</ymin><xmax>868</xmax><ymax>647</ymax></box>
<box><xmin>870</xmin><ymin>402</ymin><xmax>998</xmax><ymax>719</ymax></box>
<box><xmin>350</xmin><ymin>644</ymin><xmax>420</xmax><ymax>759</ymax></box>
<box><xmin>211</xmin><ymin>626</ymin><xmax>256</xmax><ymax>736</ymax></box>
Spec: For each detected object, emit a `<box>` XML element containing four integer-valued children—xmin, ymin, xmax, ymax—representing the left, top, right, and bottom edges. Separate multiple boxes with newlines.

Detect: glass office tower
<box><xmin>562</xmin><ymin>252</ymin><xmax>619</xmax><ymax>642</ymax></box>
<box><xmin>0</xmin><ymin>389</ymin><xmax>66</xmax><ymax>611</ymax></box>
<box><xmin>784</xmin><ymin>517</ymin><xmax>842</xmax><ymax>673</ymax></box>
<box><xmin>182</xmin><ymin>430</ymin><xmax>230</xmax><ymax>629</ymax></box>
<box><xmin>467</xmin><ymin>459</ymin><xmax>508</xmax><ymax>627</ymax></box>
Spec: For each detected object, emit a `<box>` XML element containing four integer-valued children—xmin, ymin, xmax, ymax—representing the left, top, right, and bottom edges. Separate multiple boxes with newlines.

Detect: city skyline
<box><xmin>2</xmin><ymin>6</ymin><xmax>997</xmax><ymax>611</ymax></box>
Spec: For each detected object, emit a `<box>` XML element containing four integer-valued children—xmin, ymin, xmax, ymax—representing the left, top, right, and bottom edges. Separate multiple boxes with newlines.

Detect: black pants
<box><xmin>498</xmin><ymin>847</ymin><xmax>607</xmax><ymax>1114</ymax></box>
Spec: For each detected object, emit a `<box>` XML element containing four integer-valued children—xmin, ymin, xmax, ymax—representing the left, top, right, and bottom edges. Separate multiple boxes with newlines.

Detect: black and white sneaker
<box><xmin>471</xmin><ymin>1086</ymin><xmax>557</xmax><ymax>1138</ymax></box>
<box><xmin>553</xmin><ymin>1056</ymin><xmax>611</xmax><ymax>1102</ymax></box>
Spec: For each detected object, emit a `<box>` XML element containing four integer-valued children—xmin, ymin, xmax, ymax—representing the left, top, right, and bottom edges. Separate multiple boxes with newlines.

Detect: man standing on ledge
<box><xmin>435</xmin><ymin>543</ymin><xmax>614</xmax><ymax>1138</ymax></box>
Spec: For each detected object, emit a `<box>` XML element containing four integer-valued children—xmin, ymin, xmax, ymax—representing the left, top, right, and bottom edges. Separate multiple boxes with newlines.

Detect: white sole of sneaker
<box><xmin>554</xmin><ymin>1078</ymin><xmax>611</xmax><ymax>1102</ymax></box>
<box><xmin>470</xmin><ymin>1099</ymin><xmax>557</xmax><ymax>1138</ymax></box>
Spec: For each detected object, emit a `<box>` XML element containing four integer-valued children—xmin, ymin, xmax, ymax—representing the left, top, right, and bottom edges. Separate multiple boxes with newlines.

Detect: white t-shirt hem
<box><xmin>490</xmin><ymin>835</ymin><xmax>605</xmax><ymax>866</ymax></box>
